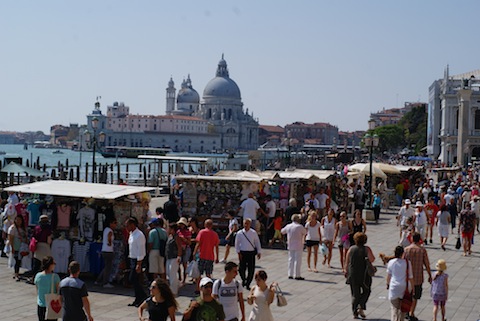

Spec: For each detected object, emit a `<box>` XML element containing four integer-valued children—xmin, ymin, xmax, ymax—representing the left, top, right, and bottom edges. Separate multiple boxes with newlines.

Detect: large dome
<box><xmin>203</xmin><ymin>77</ymin><xmax>241</xmax><ymax>99</ymax></box>
<box><xmin>203</xmin><ymin>55</ymin><xmax>241</xmax><ymax>100</ymax></box>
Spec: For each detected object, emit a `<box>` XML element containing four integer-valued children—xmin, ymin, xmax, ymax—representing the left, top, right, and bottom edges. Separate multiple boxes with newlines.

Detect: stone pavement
<box><xmin>1</xmin><ymin>206</ymin><xmax>480</xmax><ymax>321</ymax></box>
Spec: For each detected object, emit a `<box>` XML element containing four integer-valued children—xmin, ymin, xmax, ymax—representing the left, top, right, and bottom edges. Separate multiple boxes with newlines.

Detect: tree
<box><xmin>373</xmin><ymin>125</ymin><xmax>405</xmax><ymax>152</ymax></box>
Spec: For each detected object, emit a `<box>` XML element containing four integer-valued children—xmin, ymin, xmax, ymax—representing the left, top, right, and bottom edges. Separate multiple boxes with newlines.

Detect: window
<box><xmin>475</xmin><ymin>110</ymin><xmax>480</xmax><ymax>130</ymax></box>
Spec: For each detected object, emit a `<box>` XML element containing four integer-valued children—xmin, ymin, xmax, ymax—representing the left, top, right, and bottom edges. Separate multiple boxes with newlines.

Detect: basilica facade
<box><xmin>428</xmin><ymin>66</ymin><xmax>480</xmax><ymax>165</ymax></box>
<box><xmin>85</xmin><ymin>56</ymin><xmax>259</xmax><ymax>153</ymax></box>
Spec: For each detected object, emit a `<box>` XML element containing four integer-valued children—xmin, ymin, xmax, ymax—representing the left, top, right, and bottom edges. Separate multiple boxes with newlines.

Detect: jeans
<box><xmin>129</xmin><ymin>258</ymin><xmax>147</xmax><ymax>303</ymax></box>
<box><xmin>239</xmin><ymin>251</ymin><xmax>256</xmax><ymax>287</ymax></box>
<box><xmin>96</xmin><ymin>251</ymin><xmax>114</xmax><ymax>285</ymax></box>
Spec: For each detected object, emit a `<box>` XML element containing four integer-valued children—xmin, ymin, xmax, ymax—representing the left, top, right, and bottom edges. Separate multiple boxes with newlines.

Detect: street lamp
<box><xmin>84</xmin><ymin>117</ymin><xmax>106</xmax><ymax>183</ymax></box>
<box><xmin>363</xmin><ymin>132</ymin><xmax>379</xmax><ymax>208</ymax></box>
<box><xmin>285</xmin><ymin>130</ymin><xmax>293</xmax><ymax>168</ymax></box>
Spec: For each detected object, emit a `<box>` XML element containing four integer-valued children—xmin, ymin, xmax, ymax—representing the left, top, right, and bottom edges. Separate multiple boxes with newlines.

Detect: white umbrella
<box><xmin>348</xmin><ymin>163</ymin><xmax>387</xmax><ymax>179</ymax></box>
<box><xmin>373</xmin><ymin>162</ymin><xmax>401</xmax><ymax>174</ymax></box>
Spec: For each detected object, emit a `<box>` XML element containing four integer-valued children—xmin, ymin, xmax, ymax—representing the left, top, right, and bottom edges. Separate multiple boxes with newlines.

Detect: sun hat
<box><xmin>405</xmin><ymin>199</ymin><xmax>411</xmax><ymax>205</ymax></box>
<box><xmin>199</xmin><ymin>277</ymin><xmax>213</xmax><ymax>288</ymax></box>
<box><xmin>177</xmin><ymin>217</ymin><xmax>188</xmax><ymax>226</ymax></box>
<box><xmin>39</xmin><ymin>214</ymin><xmax>49</xmax><ymax>221</ymax></box>
<box><xmin>435</xmin><ymin>259</ymin><xmax>447</xmax><ymax>272</ymax></box>
<box><xmin>415</xmin><ymin>201</ymin><xmax>423</xmax><ymax>207</ymax></box>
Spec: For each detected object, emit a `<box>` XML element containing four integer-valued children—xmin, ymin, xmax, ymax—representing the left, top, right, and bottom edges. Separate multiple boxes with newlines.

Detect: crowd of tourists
<box><xmin>1</xmin><ymin>163</ymin><xmax>478</xmax><ymax>321</ymax></box>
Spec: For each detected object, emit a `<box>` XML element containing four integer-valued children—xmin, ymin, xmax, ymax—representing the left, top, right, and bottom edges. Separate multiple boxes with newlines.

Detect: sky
<box><xmin>1</xmin><ymin>1</ymin><xmax>480</xmax><ymax>134</ymax></box>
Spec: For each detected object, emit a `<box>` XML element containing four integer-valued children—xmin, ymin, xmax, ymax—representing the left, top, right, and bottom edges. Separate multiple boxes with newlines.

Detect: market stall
<box><xmin>4</xmin><ymin>180</ymin><xmax>153</xmax><ymax>280</ymax></box>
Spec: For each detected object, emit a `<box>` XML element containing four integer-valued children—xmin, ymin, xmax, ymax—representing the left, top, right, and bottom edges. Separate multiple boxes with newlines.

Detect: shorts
<box><xmin>226</xmin><ymin>233</ymin><xmax>237</xmax><ymax>247</ymax></box>
<box><xmin>149</xmin><ymin>250</ymin><xmax>165</xmax><ymax>274</ymax></box>
<box><xmin>198</xmin><ymin>258</ymin><xmax>214</xmax><ymax>275</ymax></box>
<box><xmin>413</xmin><ymin>284</ymin><xmax>422</xmax><ymax>300</ymax></box>
<box><xmin>272</xmin><ymin>230</ymin><xmax>282</xmax><ymax>240</ymax></box>
<box><xmin>181</xmin><ymin>247</ymin><xmax>191</xmax><ymax>264</ymax></box>
<box><xmin>305</xmin><ymin>240</ymin><xmax>320</xmax><ymax>247</ymax></box>
<box><xmin>433</xmin><ymin>300</ymin><xmax>445</xmax><ymax>306</ymax></box>
<box><xmin>462</xmin><ymin>230</ymin><xmax>474</xmax><ymax>240</ymax></box>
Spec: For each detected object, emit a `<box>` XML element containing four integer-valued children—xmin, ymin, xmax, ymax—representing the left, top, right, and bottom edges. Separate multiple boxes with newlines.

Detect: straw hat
<box><xmin>177</xmin><ymin>217</ymin><xmax>189</xmax><ymax>226</ymax></box>
<box><xmin>435</xmin><ymin>259</ymin><xmax>447</xmax><ymax>272</ymax></box>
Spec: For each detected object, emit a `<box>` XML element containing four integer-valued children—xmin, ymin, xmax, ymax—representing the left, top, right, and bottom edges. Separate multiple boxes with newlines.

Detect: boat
<box><xmin>0</xmin><ymin>151</ymin><xmax>6</xmax><ymax>155</ymax></box>
<box><xmin>52</xmin><ymin>150</ymin><xmax>64</xmax><ymax>154</ymax></box>
<box><xmin>100</xmin><ymin>146</ymin><xmax>172</xmax><ymax>158</ymax></box>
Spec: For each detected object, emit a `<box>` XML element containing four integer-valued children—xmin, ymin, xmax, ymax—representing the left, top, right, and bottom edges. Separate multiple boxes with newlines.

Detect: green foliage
<box><xmin>371</xmin><ymin>106</ymin><xmax>427</xmax><ymax>154</ymax></box>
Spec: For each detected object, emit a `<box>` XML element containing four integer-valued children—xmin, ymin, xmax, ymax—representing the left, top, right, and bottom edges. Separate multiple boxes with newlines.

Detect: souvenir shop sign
<box><xmin>5</xmin><ymin>180</ymin><xmax>153</xmax><ymax>199</ymax></box>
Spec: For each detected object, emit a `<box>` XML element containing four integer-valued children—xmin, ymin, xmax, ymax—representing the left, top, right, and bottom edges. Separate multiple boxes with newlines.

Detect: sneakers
<box><xmin>103</xmin><ymin>283</ymin><xmax>114</xmax><ymax>288</ymax></box>
<box><xmin>219</xmin><ymin>259</ymin><xmax>226</xmax><ymax>263</ymax></box>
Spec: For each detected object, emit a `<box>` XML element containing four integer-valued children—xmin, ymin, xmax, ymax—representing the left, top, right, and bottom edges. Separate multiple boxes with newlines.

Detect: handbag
<box><xmin>187</xmin><ymin>260</ymin><xmax>200</xmax><ymax>279</ymax></box>
<box><xmin>45</xmin><ymin>274</ymin><xmax>63</xmax><ymax>319</ymax></box>
<box><xmin>365</xmin><ymin>247</ymin><xmax>376</xmax><ymax>277</ymax></box>
<box><xmin>455</xmin><ymin>235</ymin><xmax>461</xmax><ymax>250</ymax></box>
<box><xmin>400</xmin><ymin>259</ymin><xmax>413</xmax><ymax>313</ymax></box>
<box><xmin>29</xmin><ymin>237</ymin><xmax>38</xmax><ymax>253</ymax></box>
<box><xmin>275</xmin><ymin>284</ymin><xmax>287</xmax><ymax>307</ymax></box>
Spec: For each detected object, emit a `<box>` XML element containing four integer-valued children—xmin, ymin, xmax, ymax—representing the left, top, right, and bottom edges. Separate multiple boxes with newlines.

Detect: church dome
<box><xmin>203</xmin><ymin>55</ymin><xmax>241</xmax><ymax>100</ymax></box>
<box><xmin>177</xmin><ymin>87</ymin><xmax>200</xmax><ymax>103</ymax></box>
<box><xmin>177</xmin><ymin>75</ymin><xmax>200</xmax><ymax>104</ymax></box>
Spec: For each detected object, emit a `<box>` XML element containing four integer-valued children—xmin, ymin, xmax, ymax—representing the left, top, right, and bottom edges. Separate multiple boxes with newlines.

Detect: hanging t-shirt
<box><xmin>27</xmin><ymin>202</ymin><xmax>42</xmax><ymax>226</ymax></box>
<box><xmin>77</xmin><ymin>206</ymin><xmax>96</xmax><ymax>241</ymax></box>
<box><xmin>72</xmin><ymin>241</ymin><xmax>90</xmax><ymax>272</ymax></box>
<box><xmin>40</xmin><ymin>203</ymin><xmax>57</xmax><ymax>222</ymax></box>
<box><xmin>51</xmin><ymin>238</ymin><xmax>71</xmax><ymax>274</ymax></box>
<box><xmin>270</xmin><ymin>185</ymin><xmax>280</xmax><ymax>199</ymax></box>
<box><xmin>56</xmin><ymin>204</ymin><xmax>72</xmax><ymax>229</ymax></box>
<box><xmin>15</xmin><ymin>203</ymin><xmax>29</xmax><ymax>227</ymax></box>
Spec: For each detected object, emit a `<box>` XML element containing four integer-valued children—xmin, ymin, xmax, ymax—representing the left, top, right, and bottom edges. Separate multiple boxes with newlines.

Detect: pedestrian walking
<box><xmin>281</xmin><ymin>213</ymin><xmax>307</xmax><ymax>280</ymax></box>
<box><xmin>94</xmin><ymin>218</ymin><xmax>117</xmax><ymax>288</ymax></box>
<box><xmin>235</xmin><ymin>218</ymin><xmax>261</xmax><ymax>290</ymax></box>
<box><xmin>386</xmin><ymin>246</ymin><xmax>413</xmax><ymax>321</ymax></box>
<box><xmin>126</xmin><ymin>217</ymin><xmax>148</xmax><ymax>307</ymax></box>
<box><xmin>213</xmin><ymin>261</ymin><xmax>245</xmax><ymax>321</ymax></box>
<box><xmin>34</xmin><ymin>256</ymin><xmax>61</xmax><ymax>321</ymax></box>
<box><xmin>247</xmin><ymin>270</ymin><xmax>275</xmax><ymax>321</ymax></box>
<box><xmin>431</xmin><ymin>259</ymin><xmax>448</xmax><ymax>321</ymax></box>
<box><xmin>59</xmin><ymin>261</ymin><xmax>93</xmax><ymax>321</ymax></box>
<box><xmin>138</xmin><ymin>278</ymin><xmax>178</xmax><ymax>321</ymax></box>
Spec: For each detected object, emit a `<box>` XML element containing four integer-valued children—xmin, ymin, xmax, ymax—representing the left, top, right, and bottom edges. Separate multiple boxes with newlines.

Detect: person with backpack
<box><xmin>148</xmin><ymin>218</ymin><xmax>168</xmax><ymax>280</ymax></box>
<box><xmin>212</xmin><ymin>261</ymin><xmax>245</xmax><ymax>321</ymax></box>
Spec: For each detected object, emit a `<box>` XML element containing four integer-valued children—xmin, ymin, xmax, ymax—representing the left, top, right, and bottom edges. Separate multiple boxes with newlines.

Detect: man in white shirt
<box><xmin>314</xmin><ymin>187</ymin><xmax>329</xmax><ymax>216</ymax></box>
<box><xmin>126</xmin><ymin>217</ymin><xmax>147</xmax><ymax>307</ymax></box>
<box><xmin>281</xmin><ymin>214</ymin><xmax>307</xmax><ymax>280</ymax></box>
<box><xmin>396</xmin><ymin>199</ymin><xmax>414</xmax><ymax>238</ymax></box>
<box><xmin>212</xmin><ymin>261</ymin><xmax>245</xmax><ymax>321</ymax></box>
<box><xmin>238</xmin><ymin>193</ymin><xmax>264</xmax><ymax>230</ymax></box>
<box><xmin>265</xmin><ymin>195</ymin><xmax>276</xmax><ymax>243</ymax></box>
<box><xmin>235</xmin><ymin>218</ymin><xmax>261</xmax><ymax>290</ymax></box>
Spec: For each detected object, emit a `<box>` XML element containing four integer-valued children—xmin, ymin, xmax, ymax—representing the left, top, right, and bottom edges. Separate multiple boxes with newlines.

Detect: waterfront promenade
<box><xmin>1</xmin><ymin>205</ymin><xmax>480</xmax><ymax>320</ymax></box>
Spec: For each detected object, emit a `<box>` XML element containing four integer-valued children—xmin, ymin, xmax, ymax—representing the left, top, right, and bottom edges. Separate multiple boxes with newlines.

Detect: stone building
<box><xmin>428</xmin><ymin>66</ymin><xmax>480</xmax><ymax>165</ymax></box>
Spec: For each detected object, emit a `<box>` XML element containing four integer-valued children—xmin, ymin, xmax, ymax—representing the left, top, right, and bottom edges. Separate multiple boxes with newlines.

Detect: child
<box><xmin>268</xmin><ymin>210</ymin><xmax>284</xmax><ymax>247</ymax></box>
<box><xmin>431</xmin><ymin>259</ymin><xmax>448</xmax><ymax>321</ymax></box>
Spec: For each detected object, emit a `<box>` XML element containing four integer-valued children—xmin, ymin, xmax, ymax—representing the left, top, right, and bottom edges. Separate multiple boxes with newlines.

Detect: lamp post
<box><xmin>84</xmin><ymin>117</ymin><xmax>106</xmax><ymax>183</ymax></box>
<box><xmin>363</xmin><ymin>127</ymin><xmax>379</xmax><ymax>208</ymax></box>
<box><xmin>285</xmin><ymin>130</ymin><xmax>293</xmax><ymax>168</ymax></box>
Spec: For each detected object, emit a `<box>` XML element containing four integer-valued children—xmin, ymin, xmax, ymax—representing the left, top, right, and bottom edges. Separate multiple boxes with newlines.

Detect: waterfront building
<box><xmin>427</xmin><ymin>66</ymin><xmax>480</xmax><ymax>165</ymax></box>
<box><xmin>84</xmin><ymin>56</ymin><xmax>258</xmax><ymax>153</ymax></box>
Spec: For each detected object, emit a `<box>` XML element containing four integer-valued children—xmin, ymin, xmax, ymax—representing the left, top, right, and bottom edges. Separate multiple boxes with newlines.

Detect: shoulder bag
<box><xmin>400</xmin><ymin>259</ymin><xmax>413</xmax><ymax>313</ymax></box>
<box><xmin>242</xmin><ymin>231</ymin><xmax>258</xmax><ymax>255</ymax></box>
<box><xmin>275</xmin><ymin>284</ymin><xmax>288</xmax><ymax>307</ymax></box>
<box><xmin>365</xmin><ymin>247</ymin><xmax>377</xmax><ymax>277</ymax></box>
<box><xmin>45</xmin><ymin>274</ymin><xmax>63</xmax><ymax>319</ymax></box>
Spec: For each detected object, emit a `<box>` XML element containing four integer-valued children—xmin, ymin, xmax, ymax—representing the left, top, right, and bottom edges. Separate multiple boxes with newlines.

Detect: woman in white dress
<box><xmin>247</xmin><ymin>270</ymin><xmax>275</xmax><ymax>321</ymax></box>
<box><xmin>435</xmin><ymin>204</ymin><xmax>451</xmax><ymax>251</ymax></box>
<box><xmin>321</xmin><ymin>209</ymin><xmax>336</xmax><ymax>267</ymax></box>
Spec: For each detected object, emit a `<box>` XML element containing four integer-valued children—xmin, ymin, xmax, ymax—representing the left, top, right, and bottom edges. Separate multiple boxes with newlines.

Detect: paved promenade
<box><xmin>1</xmin><ymin>206</ymin><xmax>480</xmax><ymax>321</ymax></box>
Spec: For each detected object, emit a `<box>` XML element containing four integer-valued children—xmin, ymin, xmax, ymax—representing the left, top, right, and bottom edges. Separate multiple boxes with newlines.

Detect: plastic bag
<box><xmin>320</xmin><ymin>243</ymin><xmax>328</xmax><ymax>256</ymax></box>
<box><xmin>187</xmin><ymin>260</ymin><xmax>200</xmax><ymax>279</ymax></box>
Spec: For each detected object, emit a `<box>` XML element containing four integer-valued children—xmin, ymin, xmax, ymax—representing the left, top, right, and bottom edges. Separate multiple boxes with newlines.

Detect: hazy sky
<box><xmin>1</xmin><ymin>1</ymin><xmax>480</xmax><ymax>134</ymax></box>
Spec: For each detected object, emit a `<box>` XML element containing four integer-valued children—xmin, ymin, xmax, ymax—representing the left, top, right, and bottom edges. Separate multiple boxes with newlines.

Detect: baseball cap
<box><xmin>199</xmin><ymin>277</ymin><xmax>213</xmax><ymax>288</ymax></box>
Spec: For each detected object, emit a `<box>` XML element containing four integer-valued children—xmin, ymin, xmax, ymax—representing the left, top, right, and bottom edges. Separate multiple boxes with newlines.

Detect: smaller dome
<box><xmin>177</xmin><ymin>87</ymin><xmax>200</xmax><ymax>104</ymax></box>
<box><xmin>113</xmin><ymin>101</ymin><xmax>119</xmax><ymax>106</ymax></box>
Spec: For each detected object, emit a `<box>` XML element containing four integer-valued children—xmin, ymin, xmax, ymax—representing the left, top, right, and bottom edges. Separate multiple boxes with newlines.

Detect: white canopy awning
<box><xmin>176</xmin><ymin>175</ymin><xmax>261</xmax><ymax>182</ymax></box>
<box><xmin>5</xmin><ymin>180</ymin><xmax>154</xmax><ymax>200</ymax></box>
